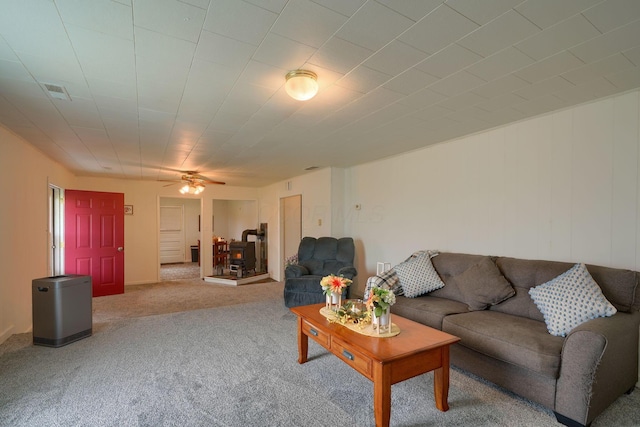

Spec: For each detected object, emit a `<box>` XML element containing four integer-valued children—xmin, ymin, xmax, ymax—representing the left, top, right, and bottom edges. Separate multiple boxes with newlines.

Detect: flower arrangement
<box><xmin>320</xmin><ymin>274</ymin><xmax>352</xmax><ymax>296</ymax></box>
<box><xmin>332</xmin><ymin>299</ymin><xmax>370</xmax><ymax>327</ymax></box>
<box><xmin>366</xmin><ymin>286</ymin><xmax>396</xmax><ymax>317</ymax></box>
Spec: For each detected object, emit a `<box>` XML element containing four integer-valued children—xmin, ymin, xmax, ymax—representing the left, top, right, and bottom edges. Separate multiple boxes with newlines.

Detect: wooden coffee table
<box><xmin>290</xmin><ymin>303</ymin><xmax>460</xmax><ymax>427</ymax></box>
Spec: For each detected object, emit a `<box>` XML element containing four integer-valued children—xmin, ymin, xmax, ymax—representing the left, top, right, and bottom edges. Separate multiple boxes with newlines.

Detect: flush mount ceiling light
<box><xmin>285</xmin><ymin>70</ymin><xmax>318</xmax><ymax>101</ymax></box>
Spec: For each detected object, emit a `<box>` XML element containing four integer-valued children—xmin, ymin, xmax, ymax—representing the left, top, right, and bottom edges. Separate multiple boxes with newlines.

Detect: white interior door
<box><xmin>281</xmin><ymin>195</ymin><xmax>302</xmax><ymax>277</ymax></box>
<box><xmin>160</xmin><ymin>206</ymin><xmax>185</xmax><ymax>264</ymax></box>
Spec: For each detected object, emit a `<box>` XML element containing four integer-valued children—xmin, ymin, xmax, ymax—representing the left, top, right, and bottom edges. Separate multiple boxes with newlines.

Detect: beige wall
<box><xmin>72</xmin><ymin>177</ymin><xmax>260</xmax><ymax>283</ymax></box>
<box><xmin>0</xmin><ymin>141</ymin><xmax>260</xmax><ymax>343</ymax></box>
<box><xmin>0</xmin><ymin>127</ymin><xmax>75</xmax><ymax>343</ymax></box>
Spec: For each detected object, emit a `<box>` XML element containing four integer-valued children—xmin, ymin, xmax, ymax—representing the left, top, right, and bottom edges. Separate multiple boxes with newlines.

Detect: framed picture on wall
<box><xmin>124</xmin><ymin>205</ymin><xmax>133</xmax><ymax>215</ymax></box>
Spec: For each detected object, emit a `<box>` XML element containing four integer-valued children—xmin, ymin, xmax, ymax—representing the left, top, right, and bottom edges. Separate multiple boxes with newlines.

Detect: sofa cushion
<box><xmin>392</xmin><ymin>295</ymin><xmax>469</xmax><ymax>329</ymax></box>
<box><xmin>394</xmin><ymin>252</ymin><xmax>445</xmax><ymax>298</ymax></box>
<box><xmin>443</xmin><ymin>311</ymin><xmax>564</xmax><ymax>378</ymax></box>
<box><xmin>296</xmin><ymin>236</ymin><xmax>355</xmax><ymax>276</ymax></box>
<box><xmin>430</xmin><ymin>253</ymin><xmax>492</xmax><ymax>304</ymax></box>
<box><xmin>529</xmin><ymin>263</ymin><xmax>617</xmax><ymax>337</ymax></box>
<box><xmin>493</xmin><ymin>257</ymin><xmax>574</xmax><ymax>322</ymax></box>
<box><xmin>450</xmin><ymin>258</ymin><xmax>515</xmax><ymax>311</ymax></box>
<box><xmin>584</xmin><ymin>264</ymin><xmax>639</xmax><ymax>312</ymax></box>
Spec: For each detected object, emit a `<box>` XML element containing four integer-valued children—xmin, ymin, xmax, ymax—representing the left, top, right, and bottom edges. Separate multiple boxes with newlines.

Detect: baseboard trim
<box><xmin>0</xmin><ymin>325</ymin><xmax>15</xmax><ymax>345</ymax></box>
<box><xmin>125</xmin><ymin>280</ymin><xmax>158</xmax><ymax>286</ymax></box>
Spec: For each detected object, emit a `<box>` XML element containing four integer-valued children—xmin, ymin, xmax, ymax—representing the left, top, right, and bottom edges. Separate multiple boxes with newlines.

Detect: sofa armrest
<box><xmin>337</xmin><ymin>266</ymin><xmax>357</xmax><ymax>280</ymax></box>
<box><xmin>285</xmin><ymin>264</ymin><xmax>309</xmax><ymax>279</ymax></box>
<box><xmin>555</xmin><ymin>311</ymin><xmax>640</xmax><ymax>426</ymax></box>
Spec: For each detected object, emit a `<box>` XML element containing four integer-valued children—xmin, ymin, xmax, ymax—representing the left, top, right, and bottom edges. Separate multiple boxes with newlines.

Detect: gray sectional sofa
<box><xmin>376</xmin><ymin>252</ymin><xmax>640</xmax><ymax>427</ymax></box>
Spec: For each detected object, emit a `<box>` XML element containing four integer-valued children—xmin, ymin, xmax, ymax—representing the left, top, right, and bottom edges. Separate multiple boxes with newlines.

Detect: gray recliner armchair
<box><xmin>283</xmin><ymin>237</ymin><xmax>357</xmax><ymax>308</ymax></box>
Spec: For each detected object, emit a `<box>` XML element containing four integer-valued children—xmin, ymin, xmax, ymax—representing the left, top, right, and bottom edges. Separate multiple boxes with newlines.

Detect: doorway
<box><xmin>280</xmin><ymin>194</ymin><xmax>302</xmax><ymax>278</ymax></box>
<box><xmin>159</xmin><ymin>205</ymin><xmax>185</xmax><ymax>264</ymax></box>
<box><xmin>159</xmin><ymin>197</ymin><xmax>201</xmax><ymax>281</ymax></box>
<box><xmin>48</xmin><ymin>184</ymin><xmax>63</xmax><ymax>276</ymax></box>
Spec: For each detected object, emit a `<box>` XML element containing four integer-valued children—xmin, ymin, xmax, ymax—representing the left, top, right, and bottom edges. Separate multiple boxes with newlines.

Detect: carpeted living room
<box><xmin>1</xmin><ymin>276</ymin><xmax>638</xmax><ymax>426</ymax></box>
<box><xmin>3</xmin><ymin>1</ymin><xmax>640</xmax><ymax>426</ymax></box>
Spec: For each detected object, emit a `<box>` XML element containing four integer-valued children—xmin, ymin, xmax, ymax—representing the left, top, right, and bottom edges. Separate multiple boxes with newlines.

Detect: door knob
<box><xmin>117</xmin><ymin>247</ymin><xmax>124</xmax><ymax>252</ymax></box>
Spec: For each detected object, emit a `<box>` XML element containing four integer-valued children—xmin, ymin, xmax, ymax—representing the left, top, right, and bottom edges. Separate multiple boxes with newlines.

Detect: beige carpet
<box><xmin>0</xmin><ymin>277</ymin><xmax>283</xmax><ymax>358</ymax></box>
<box><xmin>92</xmin><ymin>277</ymin><xmax>283</xmax><ymax>330</ymax></box>
<box><xmin>159</xmin><ymin>262</ymin><xmax>200</xmax><ymax>281</ymax></box>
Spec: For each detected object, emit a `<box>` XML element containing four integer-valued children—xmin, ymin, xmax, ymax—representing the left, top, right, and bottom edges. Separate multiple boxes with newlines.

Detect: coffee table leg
<box><xmin>433</xmin><ymin>346</ymin><xmax>451</xmax><ymax>412</ymax></box>
<box><xmin>297</xmin><ymin>316</ymin><xmax>308</xmax><ymax>364</ymax></box>
<box><xmin>373</xmin><ymin>363</ymin><xmax>392</xmax><ymax>427</ymax></box>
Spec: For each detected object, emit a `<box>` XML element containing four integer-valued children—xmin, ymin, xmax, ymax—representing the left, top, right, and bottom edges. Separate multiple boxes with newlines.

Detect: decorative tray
<box><xmin>320</xmin><ymin>306</ymin><xmax>400</xmax><ymax>338</ymax></box>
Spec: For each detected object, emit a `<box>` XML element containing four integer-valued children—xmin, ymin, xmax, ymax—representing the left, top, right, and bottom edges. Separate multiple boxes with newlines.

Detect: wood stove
<box><xmin>229</xmin><ymin>241</ymin><xmax>256</xmax><ymax>274</ymax></box>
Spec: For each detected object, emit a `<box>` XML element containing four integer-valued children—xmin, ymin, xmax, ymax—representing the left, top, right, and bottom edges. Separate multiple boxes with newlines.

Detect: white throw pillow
<box><xmin>529</xmin><ymin>263</ymin><xmax>617</xmax><ymax>337</ymax></box>
<box><xmin>394</xmin><ymin>252</ymin><xmax>445</xmax><ymax>298</ymax></box>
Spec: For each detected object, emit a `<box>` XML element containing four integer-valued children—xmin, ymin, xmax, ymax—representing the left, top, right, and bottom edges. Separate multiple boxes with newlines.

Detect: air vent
<box><xmin>41</xmin><ymin>83</ymin><xmax>71</xmax><ymax>101</ymax></box>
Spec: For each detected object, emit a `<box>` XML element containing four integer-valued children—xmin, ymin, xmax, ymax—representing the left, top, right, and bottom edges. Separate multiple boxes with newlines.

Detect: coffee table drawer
<box><xmin>332</xmin><ymin>337</ymin><xmax>372</xmax><ymax>377</ymax></box>
<box><xmin>302</xmin><ymin>320</ymin><xmax>329</xmax><ymax>348</ymax></box>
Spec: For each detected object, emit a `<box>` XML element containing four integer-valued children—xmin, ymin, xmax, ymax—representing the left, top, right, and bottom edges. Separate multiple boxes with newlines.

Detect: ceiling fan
<box><xmin>162</xmin><ymin>171</ymin><xmax>225</xmax><ymax>194</ymax></box>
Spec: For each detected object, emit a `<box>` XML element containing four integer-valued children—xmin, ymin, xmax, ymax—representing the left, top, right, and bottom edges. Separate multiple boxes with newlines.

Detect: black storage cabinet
<box><xmin>32</xmin><ymin>275</ymin><xmax>92</xmax><ymax>347</ymax></box>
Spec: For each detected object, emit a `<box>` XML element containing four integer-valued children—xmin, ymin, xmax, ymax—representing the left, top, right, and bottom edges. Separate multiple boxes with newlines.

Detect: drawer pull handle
<box><xmin>342</xmin><ymin>350</ymin><xmax>354</xmax><ymax>361</ymax></box>
<box><xmin>309</xmin><ymin>328</ymin><xmax>318</xmax><ymax>337</ymax></box>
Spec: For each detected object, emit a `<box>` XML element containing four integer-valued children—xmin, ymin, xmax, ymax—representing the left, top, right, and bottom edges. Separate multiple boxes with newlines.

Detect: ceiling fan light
<box><xmin>179</xmin><ymin>184</ymin><xmax>190</xmax><ymax>194</ymax></box>
<box><xmin>285</xmin><ymin>70</ymin><xmax>318</xmax><ymax>101</ymax></box>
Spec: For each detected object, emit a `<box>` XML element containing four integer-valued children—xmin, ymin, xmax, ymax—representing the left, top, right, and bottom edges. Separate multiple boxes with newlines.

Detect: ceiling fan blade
<box><xmin>156</xmin><ymin>170</ymin><xmax>226</xmax><ymax>186</ymax></box>
<box><xmin>201</xmin><ymin>179</ymin><xmax>226</xmax><ymax>185</ymax></box>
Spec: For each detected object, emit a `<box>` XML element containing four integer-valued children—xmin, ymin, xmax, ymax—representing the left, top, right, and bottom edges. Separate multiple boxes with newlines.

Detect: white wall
<box><xmin>345</xmin><ymin>90</ymin><xmax>640</xmax><ymax>296</ymax></box>
<box><xmin>259</xmin><ymin>168</ymin><xmax>334</xmax><ymax>280</ymax></box>
<box><xmin>227</xmin><ymin>200</ymin><xmax>258</xmax><ymax>241</ymax></box>
<box><xmin>212</xmin><ymin>199</ymin><xmax>230</xmax><ymax>239</ymax></box>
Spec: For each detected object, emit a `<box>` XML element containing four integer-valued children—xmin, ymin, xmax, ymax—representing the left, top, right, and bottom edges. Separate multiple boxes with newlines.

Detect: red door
<box><xmin>65</xmin><ymin>190</ymin><xmax>125</xmax><ymax>297</ymax></box>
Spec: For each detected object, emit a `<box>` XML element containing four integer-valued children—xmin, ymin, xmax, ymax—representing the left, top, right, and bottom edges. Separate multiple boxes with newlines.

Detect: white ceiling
<box><xmin>1</xmin><ymin>0</ymin><xmax>639</xmax><ymax>187</ymax></box>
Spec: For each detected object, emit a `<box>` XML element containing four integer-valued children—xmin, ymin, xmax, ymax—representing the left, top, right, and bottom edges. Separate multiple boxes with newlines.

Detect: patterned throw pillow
<box><xmin>529</xmin><ymin>263</ymin><xmax>617</xmax><ymax>337</ymax></box>
<box><xmin>394</xmin><ymin>252</ymin><xmax>445</xmax><ymax>298</ymax></box>
<box><xmin>364</xmin><ymin>268</ymin><xmax>401</xmax><ymax>300</ymax></box>
<box><xmin>363</xmin><ymin>250</ymin><xmax>440</xmax><ymax>299</ymax></box>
